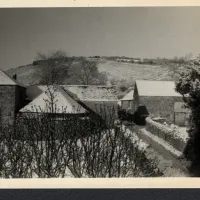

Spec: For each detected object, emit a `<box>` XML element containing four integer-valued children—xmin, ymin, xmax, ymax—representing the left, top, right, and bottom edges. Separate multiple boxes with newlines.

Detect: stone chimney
<box><xmin>13</xmin><ymin>74</ymin><xmax>17</xmax><ymax>80</ymax></box>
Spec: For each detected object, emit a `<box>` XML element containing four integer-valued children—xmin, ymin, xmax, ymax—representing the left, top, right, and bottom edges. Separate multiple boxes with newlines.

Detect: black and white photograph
<box><xmin>0</xmin><ymin>7</ymin><xmax>200</xmax><ymax>179</ymax></box>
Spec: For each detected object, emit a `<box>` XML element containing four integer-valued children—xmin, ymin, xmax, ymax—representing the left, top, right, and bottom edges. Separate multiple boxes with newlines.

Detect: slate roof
<box><xmin>61</xmin><ymin>85</ymin><xmax>118</xmax><ymax>101</ymax></box>
<box><xmin>121</xmin><ymin>90</ymin><xmax>134</xmax><ymax>101</ymax></box>
<box><xmin>135</xmin><ymin>80</ymin><xmax>181</xmax><ymax>97</ymax></box>
<box><xmin>0</xmin><ymin>69</ymin><xmax>25</xmax><ymax>87</ymax></box>
<box><xmin>20</xmin><ymin>86</ymin><xmax>86</xmax><ymax>114</ymax></box>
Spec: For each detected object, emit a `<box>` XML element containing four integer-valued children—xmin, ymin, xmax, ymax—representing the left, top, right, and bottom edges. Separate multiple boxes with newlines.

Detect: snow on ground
<box><xmin>124</xmin><ymin>125</ymin><xmax>190</xmax><ymax>177</ymax></box>
<box><xmin>177</xmin><ymin>127</ymin><xmax>188</xmax><ymax>142</ymax></box>
<box><xmin>122</xmin><ymin>125</ymin><xmax>149</xmax><ymax>151</ymax></box>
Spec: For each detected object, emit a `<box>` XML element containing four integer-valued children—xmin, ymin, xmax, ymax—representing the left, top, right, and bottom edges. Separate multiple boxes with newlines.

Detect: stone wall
<box><xmin>0</xmin><ymin>85</ymin><xmax>26</xmax><ymax>125</ymax></box>
<box><xmin>121</xmin><ymin>100</ymin><xmax>134</xmax><ymax>114</ymax></box>
<box><xmin>82</xmin><ymin>100</ymin><xmax>118</xmax><ymax>127</ymax></box>
<box><xmin>139</xmin><ymin>96</ymin><xmax>183</xmax><ymax>123</ymax></box>
<box><xmin>146</xmin><ymin>117</ymin><xmax>188</xmax><ymax>152</ymax></box>
<box><xmin>121</xmin><ymin>100</ymin><xmax>129</xmax><ymax>110</ymax></box>
<box><xmin>83</xmin><ymin>101</ymin><xmax>118</xmax><ymax>116</ymax></box>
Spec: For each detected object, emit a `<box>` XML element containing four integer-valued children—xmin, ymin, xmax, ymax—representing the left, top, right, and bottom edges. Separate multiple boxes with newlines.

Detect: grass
<box><xmin>98</xmin><ymin>60</ymin><xmax>174</xmax><ymax>84</ymax></box>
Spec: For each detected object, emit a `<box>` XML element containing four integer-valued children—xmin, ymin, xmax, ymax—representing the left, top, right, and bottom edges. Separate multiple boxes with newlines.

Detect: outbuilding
<box><xmin>134</xmin><ymin>80</ymin><xmax>184</xmax><ymax>123</ymax></box>
<box><xmin>120</xmin><ymin>90</ymin><xmax>134</xmax><ymax>114</ymax></box>
<box><xmin>21</xmin><ymin>84</ymin><xmax>118</xmax><ymax>122</ymax></box>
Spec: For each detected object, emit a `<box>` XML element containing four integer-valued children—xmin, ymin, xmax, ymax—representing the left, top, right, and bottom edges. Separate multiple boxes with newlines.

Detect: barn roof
<box><xmin>121</xmin><ymin>90</ymin><xmax>134</xmax><ymax>101</ymax></box>
<box><xmin>0</xmin><ymin>69</ymin><xmax>25</xmax><ymax>87</ymax></box>
<box><xmin>61</xmin><ymin>85</ymin><xmax>118</xmax><ymax>101</ymax></box>
<box><xmin>20</xmin><ymin>86</ymin><xmax>86</xmax><ymax>114</ymax></box>
<box><xmin>135</xmin><ymin>80</ymin><xmax>181</xmax><ymax>97</ymax></box>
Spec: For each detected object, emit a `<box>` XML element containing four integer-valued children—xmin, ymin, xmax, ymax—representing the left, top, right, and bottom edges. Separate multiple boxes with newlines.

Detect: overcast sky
<box><xmin>0</xmin><ymin>7</ymin><xmax>200</xmax><ymax>70</ymax></box>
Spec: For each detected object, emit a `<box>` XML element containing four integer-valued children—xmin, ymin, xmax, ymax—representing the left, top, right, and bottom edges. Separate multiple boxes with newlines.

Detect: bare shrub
<box><xmin>0</xmin><ymin>85</ymin><xmax>161</xmax><ymax>178</ymax></box>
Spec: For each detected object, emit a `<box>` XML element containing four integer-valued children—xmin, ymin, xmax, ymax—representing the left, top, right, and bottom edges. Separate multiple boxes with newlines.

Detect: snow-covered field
<box><xmin>98</xmin><ymin>60</ymin><xmax>173</xmax><ymax>83</ymax></box>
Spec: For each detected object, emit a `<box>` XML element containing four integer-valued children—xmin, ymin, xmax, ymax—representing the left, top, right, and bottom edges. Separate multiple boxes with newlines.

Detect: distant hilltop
<box><xmin>7</xmin><ymin>55</ymin><xmax>192</xmax><ymax>72</ymax></box>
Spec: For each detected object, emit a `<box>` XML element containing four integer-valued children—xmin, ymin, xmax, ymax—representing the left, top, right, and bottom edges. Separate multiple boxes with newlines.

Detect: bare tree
<box><xmin>36</xmin><ymin>50</ymin><xmax>70</xmax><ymax>85</ymax></box>
<box><xmin>16</xmin><ymin>85</ymin><xmax>72</xmax><ymax>178</ymax></box>
<box><xmin>0</xmin><ymin>124</ymin><xmax>34</xmax><ymax>178</ymax></box>
<box><xmin>69</xmin><ymin>58</ymin><xmax>107</xmax><ymax>85</ymax></box>
<box><xmin>64</xmin><ymin>106</ymin><xmax>160</xmax><ymax>178</ymax></box>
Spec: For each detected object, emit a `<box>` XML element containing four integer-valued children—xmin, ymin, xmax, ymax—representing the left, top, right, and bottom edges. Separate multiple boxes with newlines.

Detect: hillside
<box><xmin>6</xmin><ymin>64</ymin><xmax>41</xmax><ymax>85</ymax></box>
<box><xmin>98</xmin><ymin>60</ymin><xmax>173</xmax><ymax>83</ymax></box>
<box><xmin>6</xmin><ymin>59</ymin><xmax>174</xmax><ymax>87</ymax></box>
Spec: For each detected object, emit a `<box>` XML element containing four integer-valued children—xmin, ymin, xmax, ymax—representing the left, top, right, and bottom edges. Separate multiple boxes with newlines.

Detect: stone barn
<box><xmin>19</xmin><ymin>85</ymin><xmax>87</xmax><ymax>115</ymax></box>
<box><xmin>62</xmin><ymin>85</ymin><xmax>118</xmax><ymax>120</ymax></box>
<box><xmin>21</xmin><ymin>85</ymin><xmax>118</xmax><ymax>122</ymax></box>
<box><xmin>0</xmin><ymin>70</ymin><xmax>26</xmax><ymax>125</ymax></box>
<box><xmin>133</xmin><ymin>80</ymin><xmax>184</xmax><ymax>123</ymax></box>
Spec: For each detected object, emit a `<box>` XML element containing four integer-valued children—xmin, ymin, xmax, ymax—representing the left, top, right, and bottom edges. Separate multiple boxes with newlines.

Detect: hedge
<box><xmin>146</xmin><ymin>117</ymin><xmax>188</xmax><ymax>152</ymax></box>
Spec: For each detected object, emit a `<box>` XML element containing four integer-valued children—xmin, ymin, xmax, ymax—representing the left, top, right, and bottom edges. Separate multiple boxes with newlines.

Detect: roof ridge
<box><xmin>36</xmin><ymin>84</ymin><xmax>116</xmax><ymax>89</ymax></box>
<box><xmin>61</xmin><ymin>84</ymin><xmax>115</xmax><ymax>88</ymax></box>
<box><xmin>0</xmin><ymin>69</ymin><xmax>26</xmax><ymax>87</ymax></box>
<box><xmin>136</xmin><ymin>79</ymin><xmax>174</xmax><ymax>82</ymax></box>
<box><xmin>20</xmin><ymin>86</ymin><xmax>86</xmax><ymax>113</ymax></box>
<box><xmin>56</xmin><ymin>86</ymin><xmax>86</xmax><ymax>111</ymax></box>
<box><xmin>121</xmin><ymin>90</ymin><xmax>134</xmax><ymax>100</ymax></box>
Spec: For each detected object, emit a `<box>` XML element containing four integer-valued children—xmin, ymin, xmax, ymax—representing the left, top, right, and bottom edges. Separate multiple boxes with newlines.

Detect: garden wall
<box><xmin>139</xmin><ymin>96</ymin><xmax>183</xmax><ymax>123</ymax></box>
<box><xmin>0</xmin><ymin>85</ymin><xmax>26</xmax><ymax>126</ymax></box>
<box><xmin>145</xmin><ymin>117</ymin><xmax>188</xmax><ymax>152</ymax></box>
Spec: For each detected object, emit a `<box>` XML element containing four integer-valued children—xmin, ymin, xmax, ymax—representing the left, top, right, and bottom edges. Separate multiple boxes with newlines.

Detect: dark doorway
<box><xmin>134</xmin><ymin>105</ymin><xmax>149</xmax><ymax>125</ymax></box>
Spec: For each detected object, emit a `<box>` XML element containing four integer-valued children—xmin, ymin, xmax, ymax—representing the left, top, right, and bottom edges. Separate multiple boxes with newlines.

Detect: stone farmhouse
<box><xmin>0</xmin><ymin>69</ymin><xmax>118</xmax><ymax>125</ymax></box>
